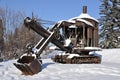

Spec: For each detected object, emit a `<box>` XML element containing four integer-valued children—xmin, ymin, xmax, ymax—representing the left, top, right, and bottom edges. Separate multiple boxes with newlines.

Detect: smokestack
<box><xmin>83</xmin><ymin>6</ymin><xmax>87</xmax><ymax>13</ymax></box>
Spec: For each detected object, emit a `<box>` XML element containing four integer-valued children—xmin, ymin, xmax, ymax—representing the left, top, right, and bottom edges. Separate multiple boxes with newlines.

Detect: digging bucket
<box><xmin>13</xmin><ymin>54</ymin><xmax>42</xmax><ymax>75</ymax></box>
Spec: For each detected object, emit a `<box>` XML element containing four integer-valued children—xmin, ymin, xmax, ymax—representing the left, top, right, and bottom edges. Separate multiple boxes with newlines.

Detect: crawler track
<box><xmin>52</xmin><ymin>54</ymin><xmax>101</xmax><ymax>64</ymax></box>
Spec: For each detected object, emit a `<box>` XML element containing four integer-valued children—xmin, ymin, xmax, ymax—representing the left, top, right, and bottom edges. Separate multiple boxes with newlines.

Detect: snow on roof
<box><xmin>78</xmin><ymin>13</ymin><xmax>99</xmax><ymax>22</ymax></box>
<box><xmin>76</xmin><ymin>18</ymin><xmax>93</xmax><ymax>27</ymax></box>
<box><xmin>57</xmin><ymin>20</ymin><xmax>65</xmax><ymax>23</ymax></box>
<box><xmin>58</xmin><ymin>19</ymin><xmax>75</xmax><ymax>24</ymax></box>
<box><xmin>72</xmin><ymin>13</ymin><xmax>99</xmax><ymax>23</ymax></box>
<box><xmin>67</xmin><ymin>18</ymin><xmax>93</xmax><ymax>27</ymax></box>
<box><xmin>66</xmin><ymin>19</ymin><xmax>76</xmax><ymax>23</ymax></box>
<box><xmin>58</xmin><ymin>13</ymin><xmax>98</xmax><ymax>26</ymax></box>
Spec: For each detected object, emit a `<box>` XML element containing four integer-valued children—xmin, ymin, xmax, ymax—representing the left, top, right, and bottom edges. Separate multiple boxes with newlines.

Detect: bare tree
<box><xmin>0</xmin><ymin>19</ymin><xmax>4</xmax><ymax>57</ymax></box>
<box><xmin>0</xmin><ymin>6</ymin><xmax>25</xmax><ymax>59</ymax></box>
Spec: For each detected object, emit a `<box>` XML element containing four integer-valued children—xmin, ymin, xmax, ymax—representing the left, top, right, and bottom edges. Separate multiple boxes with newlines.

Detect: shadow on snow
<box><xmin>42</xmin><ymin>62</ymin><xmax>55</xmax><ymax>70</ymax></box>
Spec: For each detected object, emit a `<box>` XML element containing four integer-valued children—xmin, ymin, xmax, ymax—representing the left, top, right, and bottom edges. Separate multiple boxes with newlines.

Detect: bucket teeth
<box><xmin>13</xmin><ymin>63</ymin><xmax>34</xmax><ymax>75</ymax></box>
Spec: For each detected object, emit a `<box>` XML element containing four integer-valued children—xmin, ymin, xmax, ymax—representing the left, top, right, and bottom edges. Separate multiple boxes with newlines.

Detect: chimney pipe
<box><xmin>83</xmin><ymin>6</ymin><xmax>87</xmax><ymax>13</ymax></box>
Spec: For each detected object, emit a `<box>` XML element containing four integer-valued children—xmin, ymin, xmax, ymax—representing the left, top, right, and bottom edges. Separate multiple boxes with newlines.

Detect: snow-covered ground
<box><xmin>0</xmin><ymin>49</ymin><xmax>120</xmax><ymax>80</ymax></box>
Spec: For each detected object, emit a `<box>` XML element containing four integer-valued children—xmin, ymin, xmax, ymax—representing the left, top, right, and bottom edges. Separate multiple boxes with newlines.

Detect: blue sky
<box><xmin>0</xmin><ymin>0</ymin><xmax>101</xmax><ymax>22</ymax></box>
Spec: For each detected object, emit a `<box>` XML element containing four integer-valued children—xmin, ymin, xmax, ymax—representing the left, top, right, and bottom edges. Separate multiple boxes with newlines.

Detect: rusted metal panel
<box><xmin>94</xmin><ymin>27</ymin><xmax>98</xmax><ymax>47</ymax></box>
<box><xmin>87</xmin><ymin>27</ymin><xmax>92</xmax><ymax>38</ymax></box>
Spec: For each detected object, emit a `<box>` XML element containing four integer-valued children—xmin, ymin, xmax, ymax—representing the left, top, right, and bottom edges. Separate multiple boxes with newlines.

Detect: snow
<box><xmin>0</xmin><ymin>49</ymin><xmax>120</xmax><ymax>80</ymax></box>
<box><xmin>77</xmin><ymin>13</ymin><xmax>99</xmax><ymax>22</ymax></box>
<box><xmin>67</xmin><ymin>54</ymin><xmax>79</xmax><ymax>58</ymax></box>
<box><xmin>49</xmin><ymin>46</ymin><xmax>57</xmax><ymax>50</ymax></box>
<box><xmin>76</xmin><ymin>18</ymin><xmax>94</xmax><ymax>27</ymax></box>
<box><xmin>64</xmin><ymin>39</ymin><xmax>71</xmax><ymax>46</ymax></box>
<box><xmin>20</xmin><ymin>53</ymin><xmax>36</xmax><ymax>59</ymax></box>
<box><xmin>68</xmin><ymin>25</ymin><xmax>77</xmax><ymax>28</ymax></box>
<box><xmin>67</xmin><ymin>18</ymin><xmax>94</xmax><ymax>27</ymax></box>
<box><xmin>84</xmin><ymin>47</ymin><xmax>102</xmax><ymax>51</ymax></box>
<box><xmin>66</xmin><ymin>19</ymin><xmax>76</xmax><ymax>23</ymax></box>
<box><xmin>70</xmin><ymin>13</ymin><xmax>99</xmax><ymax>23</ymax></box>
<box><xmin>118</xmin><ymin>36</ymin><xmax>120</xmax><ymax>39</ymax></box>
<box><xmin>58</xmin><ymin>13</ymin><xmax>97</xmax><ymax>27</ymax></box>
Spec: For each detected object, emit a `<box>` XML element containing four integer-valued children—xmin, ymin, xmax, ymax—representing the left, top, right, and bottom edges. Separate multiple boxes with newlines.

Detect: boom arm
<box><xmin>24</xmin><ymin>17</ymin><xmax>70</xmax><ymax>56</ymax></box>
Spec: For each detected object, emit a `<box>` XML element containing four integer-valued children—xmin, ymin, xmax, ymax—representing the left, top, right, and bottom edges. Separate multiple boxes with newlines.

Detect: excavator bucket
<box><xmin>13</xmin><ymin>54</ymin><xmax>42</xmax><ymax>75</ymax></box>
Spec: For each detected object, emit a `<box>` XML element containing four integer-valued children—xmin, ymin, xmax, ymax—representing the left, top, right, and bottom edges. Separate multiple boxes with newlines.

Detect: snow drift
<box><xmin>0</xmin><ymin>49</ymin><xmax>120</xmax><ymax>80</ymax></box>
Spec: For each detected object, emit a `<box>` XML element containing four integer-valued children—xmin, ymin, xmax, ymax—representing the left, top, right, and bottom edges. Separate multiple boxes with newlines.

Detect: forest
<box><xmin>0</xmin><ymin>7</ymin><xmax>44</xmax><ymax>60</ymax></box>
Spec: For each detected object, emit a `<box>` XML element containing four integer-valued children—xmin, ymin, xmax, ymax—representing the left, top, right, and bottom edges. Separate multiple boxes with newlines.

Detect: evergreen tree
<box><xmin>99</xmin><ymin>0</ymin><xmax>120</xmax><ymax>48</ymax></box>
